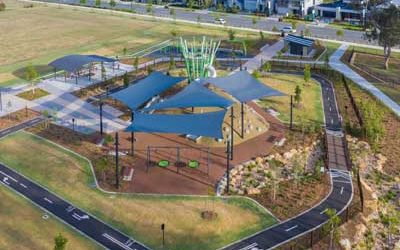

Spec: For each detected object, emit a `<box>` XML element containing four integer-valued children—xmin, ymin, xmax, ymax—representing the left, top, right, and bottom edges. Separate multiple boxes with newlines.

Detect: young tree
<box><xmin>95</xmin><ymin>0</ymin><xmax>101</xmax><ymax>7</ymax></box>
<box><xmin>109</xmin><ymin>0</ymin><xmax>116</xmax><ymax>9</ymax></box>
<box><xmin>0</xmin><ymin>1</ymin><xmax>6</xmax><ymax>11</ymax></box>
<box><xmin>259</xmin><ymin>30</ymin><xmax>265</xmax><ymax>40</ymax></box>
<box><xmin>25</xmin><ymin>64</ymin><xmax>39</xmax><ymax>95</ymax></box>
<box><xmin>168</xmin><ymin>54</ymin><xmax>175</xmax><ymax>71</ymax></box>
<box><xmin>122</xmin><ymin>47</ymin><xmax>127</xmax><ymax>55</ymax></box>
<box><xmin>262</xmin><ymin>62</ymin><xmax>271</xmax><ymax>72</ymax></box>
<box><xmin>290</xmin><ymin>20</ymin><xmax>297</xmax><ymax>30</ymax></box>
<box><xmin>294</xmin><ymin>85</ymin><xmax>302</xmax><ymax>105</ymax></box>
<box><xmin>197</xmin><ymin>15</ymin><xmax>201</xmax><ymax>24</ymax></box>
<box><xmin>133</xmin><ymin>57</ymin><xmax>139</xmax><ymax>73</ymax></box>
<box><xmin>360</xmin><ymin>101</ymin><xmax>385</xmax><ymax>149</ymax></box>
<box><xmin>169</xmin><ymin>7</ymin><xmax>176</xmax><ymax>22</ymax></box>
<box><xmin>367</xmin><ymin>5</ymin><xmax>400</xmax><ymax>69</ymax></box>
<box><xmin>227</xmin><ymin>29</ymin><xmax>235</xmax><ymax>41</ymax></box>
<box><xmin>146</xmin><ymin>0</ymin><xmax>153</xmax><ymax>13</ymax></box>
<box><xmin>101</xmin><ymin>63</ymin><xmax>106</xmax><ymax>80</ymax></box>
<box><xmin>54</xmin><ymin>233</ymin><xmax>68</xmax><ymax>250</ymax></box>
<box><xmin>252</xmin><ymin>16</ymin><xmax>258</xmax><ymax>27</ymax></box>
<box><xmin>303</xmin><ymin>27</ymin><xmax>312</xmax><ymax>37</ymax></box>
<box><xmin>336</xmin><ymin>29</ymin><xmax>344</xmax><ymax>40</ymax></box>
<box><xmin>303</xmin><ymin>64</ymin><xmax>311</xmax><ymax>83</ymax></box>
<box><xmin>187</xmin><ymin>0</ymin><xmax>194</xmax><ymax>9</ymax></box>
<box><xmin>323</xmin><ymin>208</ymin><xmax>341</xmax><ymax>250</ymax></box>
<box><xmin>123</xmin><ymin>73</ymin><xmax>129</xmax><ymax>87</ymax></box>
<box><xmin>79</xmin><ymin>0</ymin><xmax>86</xmax><ymax>5</ymax></box>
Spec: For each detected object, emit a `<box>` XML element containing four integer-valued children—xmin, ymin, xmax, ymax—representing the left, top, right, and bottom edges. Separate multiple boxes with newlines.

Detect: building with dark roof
<box><xmin>283</xmin><ymin>35</ymin><xmax>315</xmax><ymax>56</ymax></box>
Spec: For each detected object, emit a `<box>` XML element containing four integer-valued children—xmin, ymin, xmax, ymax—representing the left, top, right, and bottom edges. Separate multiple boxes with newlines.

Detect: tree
<box><xmin>367</xmin><ymin>5</ymin><xmax>400</xmax><ymax>69</ymax></box>
<box><xmin>109</xmin><ymin>0</ymin><xmax>116</xmax><ymax>9</ymax></box>
<box><xmin>323</xmin><ymin>208</ymin><xmax>341</xmax><ymax>250</ymax></box>
<box><xmin>79</xmin><ymin>0</ymin><xmax>86</xmax><ymax>5</ymax></box>
<box><xmin>294</xmin><ymin>85</ymin><xmax>302</xmax><ymax>105</ymax></box>
<box><xmin>168</xmin><ymin>54</ymin><xmax>175</xmax><ymax>71</ymax></box>
<box><xmin>0</xmin><ymin>1</ymin><xmax>6</xmax><ymax>11</ymax></box>
<box><xmin>133</xmin><ymin>57</ymin><xmax>139</xmax><ymax>73</ymax></box>
<box><xmin>122</xmin><ymin>47</ymin><xmax>127</xmax><ymax>55</ymax></box>
<box><xmin>95</xmin><ymin>0</ymin><xmax>101</xmax><ymax>7</ymax></box>
<box><xmin>227</xmin><ymin>29</ymin><xmax>235</xmax><ymax>41</ymax></box>
<box><xmin>303</xmin><ymin>28</ymin><xmax>312</xmax><ymax>37</ymax></box>
<box><xmin>169</xmin><ymin>8</ymin><xmax>176</xmax><ymax>22</ymax></box>
<box><xmin>197</xmin><ymin>15</ymin><xmax>201</xmax><ymax>24</ymax></box>
<box><xmin>259</xmin><ymin>30</ymin><xmax>264</xmax><ymax>41</ymax></box>
<box><xmin>262</xmin><ymin>62</ymin><xmax>271</xmax><ymax>72</ymax></box>
<box><xmin>303</xmin><ymin>64</ymin><xmax>311</xmax><ymax>83</ymax></box>
<box><xmin>54</xmin><ymin>233</ymin><xmax>68</xmax><ymax>250</ymax></box>
<box><xmin>101</xmin><ymin>63</ymin><xmax>106</xmax><ymax>80</ymax></box>
<box><xmin>187</xmin><ymin>0</ymin><xmax>194</xmax><ymax>9</ymax></box>
<box><xmin>272</xmin><ymin>26</ymin><xmax>278</xmax><ymax>32</ymax></box>
<box><xmin>25</xmin><ymin>64</ymin><xmax>39</xmax><ymax>95</ymax></box>
<box><xmin>290</xmin><ymin>20</ymin><xmax>297</xmax><ymax>30</ymax></box>
<box><xmin>146</xmin><ymin>0</ymin><xmax>152</xmax><ymax>13</ymax></box>
<box><xmin>123</xmin><ymin>73</ymin><xmax>129</xmax><ymax>87</ymax></box>
<box><xmin>252</xmin><ymin>16</ymin><xmax>258</xmax><ymax>27</ymax></box>
<box><xmin>336</xmin><ymin>29</ymin><xmax>344</xmax><ymax>40</ymax></box>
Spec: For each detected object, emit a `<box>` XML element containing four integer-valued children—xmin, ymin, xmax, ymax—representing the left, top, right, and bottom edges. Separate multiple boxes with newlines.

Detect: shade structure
<box><xmin>143</xmin><ymin>82</ymin><xmax>233</xmax><ymax>111</ymax></box>
<box><xmin>126</xmin><ymin>110</ymin><xmax>227</xmax><ymax>139</ymax></box>
<box><xmin>202</xmin><ymin>70</ymin><xmax>285</xmax><ymax>102</ymax></box>
<box><xmin>49</xmin><ymin>54</ymin><xmax>116</xmax><ymax>73</ymax></box>
<box><xmin>111</xmin><ymin>72</ymin><xmax>186</xmax><ymax>110</ymax></box>
<box><xmin>284</xmin><ymin>34</ymin><xmax>314</xmax><ymax>47</ymax></box>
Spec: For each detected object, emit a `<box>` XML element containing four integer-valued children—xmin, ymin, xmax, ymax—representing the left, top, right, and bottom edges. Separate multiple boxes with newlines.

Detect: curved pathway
<box><xmin>0</xmin><ymin>120</ymin><xmax>149</xmax><ymax>250</ymax></box>
<box><xmin>221</xmin><ymin>74</ymin><xmax>353</xmax><ymax>250</ymax></box>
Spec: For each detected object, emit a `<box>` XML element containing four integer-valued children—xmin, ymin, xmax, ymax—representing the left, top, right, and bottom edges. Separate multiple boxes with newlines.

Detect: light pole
<box><xmin>131</xmin><ymin>112</ymin><xmax>135</xmax><ymax>156</ymax></box>
<box><xmin>115</xmin><ymin>132</ymin><xmax>120</xmax><ymax>189</ymax></box>
<box><xmin>99</xmin><ymin>102</ymin><xmax>104</xmax><ymax>135</ymax></box>
<box><xmin>226</xmin><ymin>137</ymin><xmax>231</xmax><ymax>194</ymax></box>
<box><xmin>72</xmin><ymin>118</ymin><xmax>75</xmax><ymax>132</ymax></box>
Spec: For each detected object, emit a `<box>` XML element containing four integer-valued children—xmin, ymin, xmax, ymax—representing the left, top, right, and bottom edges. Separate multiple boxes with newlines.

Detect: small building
<box><xmin>315</xmin><ymin>0</ymin><xmax>365</xmax><ymax>23</ymax></box>
<box><xmin>283</xmin><ymin>34</ymin><xmax>315</xmax><ymax>57</ymax></box>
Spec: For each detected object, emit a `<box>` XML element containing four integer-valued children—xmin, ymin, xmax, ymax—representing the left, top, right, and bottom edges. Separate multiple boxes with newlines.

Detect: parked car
<box><xmin>280</xmin><ymin>26</ymin><xmax>296</xmax><ymax>33</ymax></box>
<box><xmin>214</xmin><ymin>18</ymin><xmax>226</xmax><ymax>24</ymax></box>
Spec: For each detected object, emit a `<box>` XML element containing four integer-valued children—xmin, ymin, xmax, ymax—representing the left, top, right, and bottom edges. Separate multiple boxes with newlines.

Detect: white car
<box><xmin>280</xmin><ymin>26</ymin><xmax>296</xmax><ymax>33</ymax></box>
<box><xmin>214</xmin><ymin>18</ymin><xmax>226</xmax><ymax>24</ymax></box>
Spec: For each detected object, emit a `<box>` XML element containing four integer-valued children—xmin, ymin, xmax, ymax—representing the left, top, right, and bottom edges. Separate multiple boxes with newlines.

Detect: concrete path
<box><xmin>241</xmin><ymin>40</ymin><xmax>284</xmax><ymax>72</ymax></box>
<box><xmin>329</xmin><ymin>44</ymin><xmax>400</xmax><ymax>117</ymax></box>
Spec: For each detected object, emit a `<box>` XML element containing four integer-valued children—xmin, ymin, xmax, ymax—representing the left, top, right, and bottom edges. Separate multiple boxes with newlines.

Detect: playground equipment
<box><xmin>179</xmin><ymin>36</ymin><xmax>220</xmax><ymax>81</ymax></box>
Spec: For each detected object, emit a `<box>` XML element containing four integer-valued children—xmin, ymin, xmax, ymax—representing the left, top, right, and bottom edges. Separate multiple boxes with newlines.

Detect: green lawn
<box><xmin>0</xmin><ymin>132</ymin><xmax>277</xmax><ymax>250</ymax></box>
<box><xmin>0</xmin><ymin>185</ymin><xmax>100</xmax><ymax>250</ymax></box>
<box><xmin>318</xmin><ymin>41</ymin><xmax>340</xmax><ymax>62</ymax></box>
<box><xmin>258</xmin><ymin>73</ymin><xmax>324</xmax><ymax>125</ymax></box>
<box><xmin>0</xmin><ymin>0</ymin><xmax>262</xmax><ymax>86</ymax></box>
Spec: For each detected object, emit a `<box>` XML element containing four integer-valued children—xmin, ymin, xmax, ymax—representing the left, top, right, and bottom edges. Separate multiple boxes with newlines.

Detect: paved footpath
<box><xmin>0</xmin><ymin>122</ymin><xmax>150</xmax><ymax>250</ymax></box>
<box><xmin>329</xmin><ymin>44</ymin><xmax>400</xmax><ymax>117</ymax></box>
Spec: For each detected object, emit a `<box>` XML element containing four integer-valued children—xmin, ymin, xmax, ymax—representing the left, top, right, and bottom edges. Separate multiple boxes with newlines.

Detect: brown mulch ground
<box><xmin>249</xmin><ymin>174</ymin><xmax>331</xmax><ymax>220</ymax></box>
<box><xmin>0</xmin><ymin>109</ymin><xmax>40</xmax><ymax>130</ymax></box>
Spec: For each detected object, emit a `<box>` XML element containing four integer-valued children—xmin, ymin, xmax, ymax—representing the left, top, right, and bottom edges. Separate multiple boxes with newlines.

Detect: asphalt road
<box><xmin>221</xmin><ymin>75</ymin><xmax>353</xmax><ymax>250</ymax></box>
<box><xmin>0</xmin><ymin>120</ymin><xmax>149</xmax><ymax>250</ymax></box>
<box><xmin>34</xmin><ymin>0</ymin><xmax>371</xmax><ymax>45</ymax></box>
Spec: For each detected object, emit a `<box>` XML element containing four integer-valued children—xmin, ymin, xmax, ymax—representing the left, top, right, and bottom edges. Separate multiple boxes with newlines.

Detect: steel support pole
<box><xmin>241</xmin><ymin>102</ymin><xmax>244</xmax><ymax>139</ymax></box>
<box><xmin>131</xmin><ymin>112</ymin><xmax>134</xmax><ymax>156</ymax></box>
<box><xmin>115</xmin><ymin>132</ymin><xmax>119</xmax><ymax>189</ymax></box>
<box><xmin>230</xmin><ymin>106</ymin><xmax>234</xmax><ymax>160</ymax></box>
<box><xmin>99</xmin><ymin>102</ymin><xmax>103</xmax><ymax>135</ymax></box>
<box><xmin>226</xmin><ymin>139</ymin><xmax>230</xmax><ymax>194</ymax></box>
<box><xmin>0</xmin><ymin>91</ymin><xmax>2</xmax><ymax>112</ymax></box>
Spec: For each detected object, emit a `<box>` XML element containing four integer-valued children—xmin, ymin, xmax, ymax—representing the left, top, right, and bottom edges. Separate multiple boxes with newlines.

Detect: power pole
<box><xmin>99</xmin><ymin>102</ymin><xmax>103</xmax><ymax>135</ymax></box>
<box><xmin>226</xmin><ymin>139</ymin><xmax>231</xmax><ymax>194</ymax></box>
<box><xmin>131</xmin><ymin>112</ymin><xmax>135</xmax><ymax>156</ymax></box>
<box><xmin>115</xmin><ymin>132</ymin><xmax>119</xmax><ymax>189</ymax></box>
<box><xmin>230</xmin><ymin>106</ymin><xmax>234</xmax><ymax>160</ymax></box>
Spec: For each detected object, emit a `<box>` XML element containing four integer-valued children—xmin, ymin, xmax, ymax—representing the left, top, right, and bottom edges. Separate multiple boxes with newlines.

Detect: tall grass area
<box><xmin>0</xmin><ymin>132</ymin><xmax>277</xmax><ymax>250</ymax></box>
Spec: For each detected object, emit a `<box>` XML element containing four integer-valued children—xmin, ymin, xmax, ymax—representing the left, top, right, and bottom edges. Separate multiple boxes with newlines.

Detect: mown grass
<box><xmin>0</xmin><ymin>0</ymin><xmax>262</xmax><ymax>86</ymax></box>
<box><xmin>0</xmin><ymin>185</ymin><xmax>101</xmax><ymax>250</ymax></box>
<box><xmin>258</xmin><ymin>73</ymin><xmax>324</xmax><ymax>125</ymax></box>
<box><xmin>0</xmin><ymin>132</ymin><xmax>277</xmax><ymax>250</ymax></box>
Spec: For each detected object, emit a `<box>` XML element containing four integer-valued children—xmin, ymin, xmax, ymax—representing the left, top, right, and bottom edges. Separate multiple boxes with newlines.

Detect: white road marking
<box><xmin>19</xmin><ymin>183</ymin><xmax>28</xmax><ymax>188</ymax></box>
<box><xmin>2</xmin><ymin>177</ymin><xmax>10</xmax><ymax>185</ymax></box>
<box><xmin>238</xmin><ymin>242</ymin><xmax>258</xmax><ymax>250</ymax></box>
<box><xmin>285</xmin><ymin>225</ymin><xmax>298</xmax><ymax>232</ymax></box>
<box><xmin>72</xmin><ymin>212</ymin><xmax>89</xmax><ymax>221</ymax></box>
<box><xmin>0</xmin><ymin>171</ymin><xmax>18</xmax><ymax>182</ymax></box>
<box><xmin>102</xmin><ymin>233</ymin><xmax>134</xmax><ymax>250</ymax></box>
<box><xmin>340</xmin><ymin>186</ymin><xmax>344</xmax><ymax>195</ymax></box>
<box><xmin>66</xmin><ymin>205</ymin><xmax>75</xmax><ymax>213</ymax></box>
<box><xmin>44</xmin><ymin>197</ymin><xmax>53</xmax><ymax>204</ymax></box>
<box><xmin>320</xmin><ymin>209</ymin><xmax>327</xmax><ymax>215</ymax></box>
<box><xmin>72</xmin><ymin>213</ymin><xmax>81</xmax><ymax>220</ymax></box>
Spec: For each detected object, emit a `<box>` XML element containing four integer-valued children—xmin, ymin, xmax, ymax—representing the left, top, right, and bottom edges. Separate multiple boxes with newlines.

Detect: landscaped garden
<box><xmin>0</xmin><ymin>131</ymin><xmax>278</xmax><ymax>250</ymax></box>
<box><xmin>0</xmin><ymin>186</ymin><xmax>100</xmax><ymax>250</ymax></box>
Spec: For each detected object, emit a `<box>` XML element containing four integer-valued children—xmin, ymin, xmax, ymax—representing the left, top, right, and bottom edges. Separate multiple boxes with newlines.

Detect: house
<box><xmin>315</xmin><ymin>0</ymin><xmax>366</xmax><ymax>23</ymax></box>
<box><xmin>283</xmin><ymin>34</ymin><xmax>315</xmax><ymax>56</ymax></box>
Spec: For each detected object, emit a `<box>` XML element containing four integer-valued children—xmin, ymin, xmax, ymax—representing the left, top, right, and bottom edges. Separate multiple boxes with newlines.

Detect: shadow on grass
<box><xmin>12</xmin><ymin>65</ymin><xmax>54</xmax><ymax>80</ymax></box>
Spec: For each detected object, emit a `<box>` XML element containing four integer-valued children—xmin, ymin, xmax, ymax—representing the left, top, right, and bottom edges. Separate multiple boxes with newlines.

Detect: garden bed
<box><xmin>0</xmin><ymin>108</ymin><xmax>40</xmax><ymax>130</ymax></box>
<box><xmin>16</xmin><ymin>88</ymin><xmax>49</xmax><ymax>101</ymax></box>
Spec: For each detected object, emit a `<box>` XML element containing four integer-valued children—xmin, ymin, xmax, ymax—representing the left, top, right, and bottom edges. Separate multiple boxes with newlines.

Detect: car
<box><xmin>214</xmin><ymin>18</ymin><xmax>226</xmax><ymax>24</ymax></box>
<box><xmin>280</xmin><ymin>26</ymin><xmax>296</xmax><ymax>33</ymax></box>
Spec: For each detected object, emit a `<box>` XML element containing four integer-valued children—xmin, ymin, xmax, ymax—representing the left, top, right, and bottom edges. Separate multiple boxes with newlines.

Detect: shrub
<box><xmin>0</xmin><ymin>1</ymin><xmax>6</xmax><ymax>11</ymax></box>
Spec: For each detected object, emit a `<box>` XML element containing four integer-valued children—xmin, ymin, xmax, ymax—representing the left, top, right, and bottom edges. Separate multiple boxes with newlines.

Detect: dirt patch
<box><xmin>249</xmin><ymin>174</ymin><xmax>330</xmax><ymax>220</ymax></box>
<box><xmin>0</xmin><ymin>109</ymin><xmax>40</xmax><ymax>130</ymax></box>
